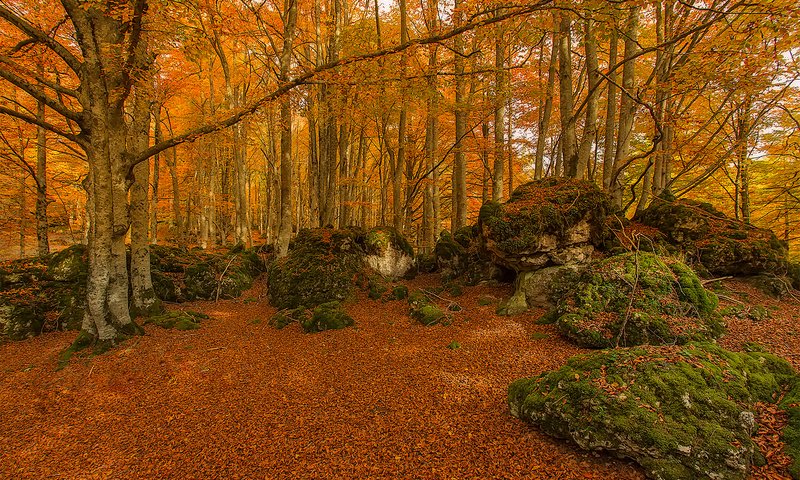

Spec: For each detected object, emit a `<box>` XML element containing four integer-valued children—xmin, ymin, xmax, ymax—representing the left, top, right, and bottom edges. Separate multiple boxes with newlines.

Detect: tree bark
<box><xmin>452</xmin><ymin>0</ymin><xmax>467</xmax><ymax>230</ymax></box>
<box><xmin>611</xmin><ymin>6</ymin><xmax>640</xmax><ymax>207</ymax></box>
<box><xmin>535</xmin><ymin>29</ymin><xmax>558</xmax><ymax>179</ymax></box>
<box><xmin>492</xmin><ymin>9</ymin><xmax>506</xmax><ymax>201</ymax></box>
<box><xmin>558</xmin><ymin>12</ymin><xmax>579</xmax><ymax>178</ymax></box>
<box><xmin>277</xmin><ymin>0</ymin><xmax>298</xmax><ymax>257</ymax></box>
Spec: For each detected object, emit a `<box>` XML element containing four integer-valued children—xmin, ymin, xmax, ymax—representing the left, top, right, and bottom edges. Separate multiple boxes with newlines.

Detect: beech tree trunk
<box><xmin>276</xmin><ymin>0</ymin><xmax>298</xmax><ymax>257</ymax></box>
<box><xmin>535</xmin><ymin>29</ymin><xmax>558</xmax><ymax>179</ymax></box>
<box><xmin>452</xmin><ymin>0</ymin><xmax>467</xmax><ymax>230</ymax></box>
<box><xmin>35</xmin><ymin>90</ymin><xmax>49</xmax><ymax>256</ymax></box>
<box><xmin>492</xmin><ymin>10</ymin><xmax>506</xmax><ymax>201</ymax></box>
<box><xmin>558</xmin><ymin>13</ymin><xmax>579</xmax><ymax>179</ymax></box>
<box><xmin>611</xmin><ymin>6</ymin><xmax>640</xmax><ymax>208</ymax></box>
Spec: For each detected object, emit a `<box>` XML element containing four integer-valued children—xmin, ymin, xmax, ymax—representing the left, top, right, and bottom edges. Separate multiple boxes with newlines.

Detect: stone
<box><xmin>509</xmin><ymin>343</ymin><xmax>800</xmax><ymax>480</ymax></box>
<box><xmin>46</xmin><ymin>244</ymin><xmax>88</xmax><ymax>282</ymax></box>
<box><xmin>549</xmin><ymin>252</ymin><xmax>723</xmax><ymax>348</ymax></box>
<box><xmin>636</xmin><ymin>195</ymin><xmax>789</xmax><ymax>276</ymax></box>
<box><xmin>478</xmin><ymin>178</ymin><xmax>611</xmax><ymax>273</ymax></box>
<box><xmin>363</xmin><ymin>226</ymin><xmax>416</xmax><ymax>279</ymax></box>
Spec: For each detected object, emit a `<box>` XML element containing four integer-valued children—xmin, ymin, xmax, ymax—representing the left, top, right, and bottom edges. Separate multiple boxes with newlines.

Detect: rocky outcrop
<box><xmin>509</xmin><ymin>343</ymin><xmax>800</xmax><ymax>480</ymax></box>
<box><xmin>544</xmin><ymin>252</ymin><xmax>722</xmax><ymax>348</ymax></box>
<box><xmin>636</xmin><ymin>196</ymin><xmax>789</xmax><ymax>277</ymax></box>
<box><xmin>479</xmin><ymin>178</ymin><xmax>610</xmax><ymax>272</ymax></box>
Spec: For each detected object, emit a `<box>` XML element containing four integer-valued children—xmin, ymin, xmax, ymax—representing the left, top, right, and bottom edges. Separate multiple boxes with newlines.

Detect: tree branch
<box><xmin>0</xmin><ymin>4</ymin><xmax>82</xmax><ymax>73</ymax></box>
<box><xmin>0</xmin><ymin>105</ymin><xmax>82</xmax><ymax>144</ymax></box>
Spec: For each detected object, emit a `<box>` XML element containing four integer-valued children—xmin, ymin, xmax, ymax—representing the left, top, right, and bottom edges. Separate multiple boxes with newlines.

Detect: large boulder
<box><xmin>497</xmin><ymin>265</ymin><xmax>582</xmax><ymax>316</ymax></box>
<box><xmin>183</xmin><ymin>247</ymin><xmax>264</xmax><ymax>301</ymax></box>
<box><xmin>363</xmin><ymin>226</ymin><xmax>415</xmax><ymax>279</ymax></box>
<box><xmin>509</xmin><ymin>343</ymin><xmax>800</xmax><ymax>480</ymax></box>
<box><xmin>46</xmin><ymin>244</ymin><xmax>88</xmax><ymax>282</ymax></box>
<box><xmin>636</xmin><ymin>196</ymin><xmax>789</xmax><ymax>276</ymax></box>
<box><xmin>434</xmin><ymin>227</ymin><xmax>512</xmax><ymax>286</ymax></box>
<box><xmin>547</xmin><ymin>252</ymin><xmax>722</xmax><ymax>348</ymax></box>
<box><xmin>479</xmin><ymin>178</ymin><xmax>611</xmax><ymax>272</ymax></box>
<box><xmin>267</xmin><ymin>227</ymin><xmax>369</xmax><ymax>310</ymax></box>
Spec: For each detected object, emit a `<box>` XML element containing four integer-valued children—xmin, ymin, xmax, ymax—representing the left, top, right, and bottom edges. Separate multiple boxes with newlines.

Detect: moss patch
<box><xmin>302</xmin><ymin>301</ymin><xmax>355</xmax><ymax>333</ymax></box>
<box><xmin>551</xmin><ymin>252</ymin><xmax>722</xmax><ymax>348</ymax></box>
<box><xmin>509</xmin><ymin>343</ymin><xmax>800</xmax><ymax>480</ymax></box>
<box><xmin>144</xmin><ymin>310</ymin><xmax>209</xmax><ymax>331</ymax></box>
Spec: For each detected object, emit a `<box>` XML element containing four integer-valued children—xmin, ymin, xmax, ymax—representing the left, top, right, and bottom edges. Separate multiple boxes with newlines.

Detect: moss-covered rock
<box><xmin>301</xmin><ymin>301</ymin><xmax>354</xmax><ymax>333</ymax></box>
<box><xmin>363</xmin><ymin>226</ymin><xmax>415</xmax><ymax>279</ymax></box>
<box><xmin>144</xmin><ymin>310</ymin><xmax>209</xmax><ymax>330</ymax></box>
<box><xmin>408</xmin><ymin>289</ymin><xmax>448</xmax><ymax>326</ymax></box>
<box><xmin>789</xmin><ymin>262</ymin><xmax>800</xmax><ymax>291</ymax></box>
<box><xmin>550</xmin><ymin>252</ymin><xmax>722</xmax><ymax>348</ymax></box>
<box><xmin>269</xmin><ymin>306</ymin><xmax>311</xmax><ymax>330</ymax></box>
<box><xmin>636</xmin><ymin>196</ymin><xmax>789</xmax><ymax>276</ymax></box>
<box><xmin>184</xmin><ymin>248</ymin><xmax>263</xmax><ymax>301</ymax></box>
<box><xmin>434</xmin><ymin>228</ymin><xmax>512</xmax><ymax>286</ymax></box>
<box><xmin>46</xmin><ymin>244</ymin><xmax>88</xmax><ymax>282</ymax></box>
<box><xmin>508</xmin><ymin>343</ymin><xmax>800</xmax><ymax>480</ymax></box>
<box><xmin>267</xmin><ymin>227</ymin><xmax>369</xmax><ymax>309</ymax></box>
<box><xmin>479</xmin><ymin>178</ymin><xmax>611</xmax><ymax>271</ymax></box>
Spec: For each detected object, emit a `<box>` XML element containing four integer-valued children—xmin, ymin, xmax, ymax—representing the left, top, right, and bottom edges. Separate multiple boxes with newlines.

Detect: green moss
<box><xmin>144</xmin><ymin>311</ymin><xmax>207</xmax><ymax>330</ymax></box>
<box><xmin>364</xmin><ymin>226</ymin><xmax>414</xmax><ymax>257</ymax></box>
<box><xmin>477</xmin><ymin>296</ymin><xmax>496</xmax><ymax>306</ymax></box>
<box><xmin>390</xmin><ymin>285</ymin><xmax>409</xmax><ymax>300</ymax></box>
<box><xmin>446</xmin><ymin>340</ymin><xmax>461</xmax><ymax>350</ymax></box>
<box><xmin>368</xmin><ymin>276</ymin><xmax>388</xmax><ymax>300</ymax></box>
<box><xmin>268</xmin><ymin>227</ymin><xmax>368</xmax><ymax>309</ymax></box>
<box><xmin>509</xmin><ymin>343</ymin><xmax>800</xmax><ymax>480</ymax></box>
<box><xmin>480</xmin><ymin>178</ymin><xmax>611</xmax><ymax>254</ymax></box>
<box><xmin>414</xmin><ymin>304</ymin><xmax>446</xmax><ymax>326</ymax></box>
<box><xmin>269</xmin><ymin>306</ymin><xmax>310</xmax><ymax>330</ymax></box>
<box><xmin>551</xmin><ymin>252</ymin><xmax>722</xmax><ymax>348</ymax></box>
<box><xmin>302</xmin><ymin>301</ymin><xmax>354</xmax><ymax>333</ymax></box>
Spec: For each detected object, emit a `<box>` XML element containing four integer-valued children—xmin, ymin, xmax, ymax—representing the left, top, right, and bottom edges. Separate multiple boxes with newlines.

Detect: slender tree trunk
<box><xmin>492</xmin><ymin>10</ymin><xmax>506</xmax><ymax>200</ymax></box>
<box><xmin>150</xmin><ymin>104</ymin><xmax>161</xmax><ymax>243</ymax></box>
<box><xmin>558</xmin><ymin>13</ymin><xmax>579</xmax><ymax>178</ymax></box>
<box><xmin>577</xmin><ymin>18</ymin><xmax>599</xmax><ymax>181</ymax></box>
<box><xmin>535</xmin><ymin>29</ymin><xmax>558</xmax><ymax>179</ymax></box>
<box><xmin>611</xmin><ymin>6</ymin><xmax>640</xmax><ymax>208</ymax></box>
<box><xmin>422</xmin><ymin>0</ymin><xmax>439</xmax><ymax>252</ymax></box>
<box><xmin>602</xmin><ymin>28</ymin><xmax>619</xmax><ymax>190</ymax></box>
<box><xmin>453</xmin><ymin>0</ymin><xmax>467</xmax><ymax>229</ymax></box>
<box><xmin>277</xmin><ymin>0</ymin><xmax>298</xmax><ymax>257</ymax></box>
<box><xmin>35</xmin><ymin>85</ymin><xmax>49</xmax><ymax>256</ymax></box>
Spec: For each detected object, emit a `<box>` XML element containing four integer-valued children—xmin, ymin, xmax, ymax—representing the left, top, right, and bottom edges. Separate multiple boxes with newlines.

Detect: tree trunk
<box><xmin>558</xmin><ymin>13</ymin><xmax>579</xmax><ymax>178</ymax></box>
<box><xmin>492</xmin><ymin>10</ymin><xmax>506</xmax><ymax>201</ymax></box>
<box><xmin>150</xmin><ymin>104</ymin><xmax>161</xmax><ymax>243</ymax></box>
<box><xmin>35</xmin><ymin>92</ymin><xmax>49</xmax><ymax>256</ymax></box>
<box><xmin>577</xmin><ymin>18</ymin><xmax>599</xmax><ymax>181</ymax></box>
<box><xmin>602</xmin><ymin>28</ymin><xmax>619</xmax><ymax>190</ymax></box>
<box><xmin>452</xmin><ymin>0</ymin><xmax>467</xmax><ymax>230</ymax></box>
<box><xmin>129</xmin><ymin>85</ymin><xmax>162</xmax><ymax>318</ymax></box>
<box><xmin>611</xmin><ymin>6</ymin><xmax>640</xmax><ymax>208</ymax></box>
<box><xmin>277</xmin><ymin>0</ymin><xmax>297</xmax><ymax>257</ymax></box>
<box><xmin>535</xmin><ymin>29</ymin><xmax>558</xmax><ymax>179</ymax></box>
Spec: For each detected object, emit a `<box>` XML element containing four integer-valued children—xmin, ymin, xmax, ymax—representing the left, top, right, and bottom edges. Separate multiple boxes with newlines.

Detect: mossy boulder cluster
<box><xmin>151</xmin><ymin>243</ymin><xmax>267</xmax><ymax>302</ymax></box>
<box><xmin>636</xmin><ymin>196</ymin><xmax>789</xmax><ymax>277</ymax></box>
<box><xmin>144</xmin><ymin>310</ymin><xmax>210</xmax><ymax>331</ymax></box>
<box><xmin>434</xmin><ymin>227</ymin><xmax>511</xmax><ymax>286</ymax></box>
<box><xmin>0</xmin><ymin>244</ymin><xmax>88</xmax><ymax>340</ymax></box>
<box><xmin>267</xmin><ymin>226</ymin><xmax>417</xmax><ymax>332</ymax></box>
<box><xmin>546</xmin><ymin>252</ymin><xmax>722</xmax><ymax>349</ymax></box>
<box><xmin>267</xmin><ymin>227</ymin><xmax>369</xmax><ymax>310</ymax></box>
<box><xmin>0</xmin><ymin>244</ymin><xmax>267</xmax><ymax>341</ymax></box>
<box><xmin>479</xmin><ymin>178</ymin><xmax>611</xmax><ymax>272</ymax></box>
<box><xmin>509</xmin><ymin>343</ymin><xmax>800</xmax><ymax>480</ymax></box>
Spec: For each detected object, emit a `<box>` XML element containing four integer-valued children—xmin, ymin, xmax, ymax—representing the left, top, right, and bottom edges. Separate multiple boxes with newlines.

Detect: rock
<box><xmin>508</xmin><ymin>343</ymin><xmax>800</xmax><ymax>480</ymax></box>
<box><xmin>789</xmin><ymin>262</ymin><xmax>800</xmax><ymax>290</ymax></box>
<box><xmin>550</xmin><ymin>252</ymin><xmax>722</xmax><ymax>348</ymax></box>
<box><xmin>0</xmin><ymin>301</ymin><xmax>41</xmax><ymax>341</ymax></box>
<box><xmin>636</xmin><ymin>195</ymin><xmax>788</xmax><ymax>276</ymax></box>
<box><xmin>184</xmin><ymin>248</ymin><xmax>264</xmax><ymax>301</ymax></box>
<box><xmin>363</xmin><ymin>226</ymin><xmax>416</xmax><ymax>279</ymax></box>
<box><xmin>746</xmin><ymin>274</ymin><xmax>792</xmax><ymax>298</ymax></box>
<box><xmin>144</xmin><ymin>310</ymin><xmax>209</xmax><ymax>330</ymax></box>
<box><xmin>434</xmin><ymin>230</ymin><xmax>467</xmax><ymax>281</ymax></box>
<box><xmin>408</xmin><ymin>289</ymin><xmax>448</xmax><ymax>326</ymax></box>
<box><xmin>46</xmin><ymin>244</ymin><xmax>88</xmax><ymax>282</ymax></box>
<box><xmin>302</xmin><ymin>301</ymin><xmax>354</xmax><ymax>333</ymax></box>
<box><xmin>434</xmin><ymin>228</ymin><xmax>512</xmax><ymax>286</ymax></box>
<box><xmin>478</xmin><ymin>178</ymin><xmax>611</xmax><ymax>272</ymax></box>
<box><xmin>512</xmin><ymin>265</ymin><xmax>583</xmax><ymax>312</ymax></box>
<box><xmin>267</xmin><ymin>227</ymin><xmax>369</xmax><ymax>310</ymax></box>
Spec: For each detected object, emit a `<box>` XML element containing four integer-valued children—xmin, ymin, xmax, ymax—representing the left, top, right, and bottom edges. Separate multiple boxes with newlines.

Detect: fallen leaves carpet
<box><xmin>0</xmin><ymin>275</ymin><xmax>643</xmax><ymax>479</ymax></box>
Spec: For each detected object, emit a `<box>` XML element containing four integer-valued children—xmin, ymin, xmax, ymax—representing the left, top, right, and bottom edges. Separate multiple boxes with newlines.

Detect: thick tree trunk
<box><xmin>150</xmin><ymin>105</ymin><xmax>161</xmax><ymax>243</ymax></box>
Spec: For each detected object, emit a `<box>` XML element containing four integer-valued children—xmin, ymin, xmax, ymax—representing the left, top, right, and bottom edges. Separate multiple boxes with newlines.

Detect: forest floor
<box><xmin>0</xmin><ymin>275</ymin><xmax>798</xmax><ymax>479</ymax></box>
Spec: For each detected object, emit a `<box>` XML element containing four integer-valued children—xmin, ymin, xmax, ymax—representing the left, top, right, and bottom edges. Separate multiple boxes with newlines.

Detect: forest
<box><xmin>1</xmin><ymin>0</ymin><xmax>800</xmax><ymax>478</ymax></box>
